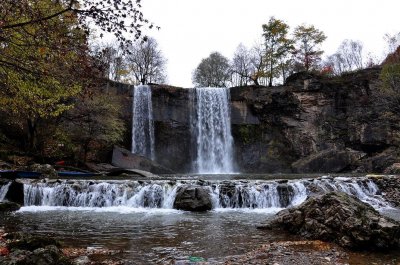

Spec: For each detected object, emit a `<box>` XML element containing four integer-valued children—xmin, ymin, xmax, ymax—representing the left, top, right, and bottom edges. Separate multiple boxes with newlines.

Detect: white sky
<box><xmin>141</xmin><ymin>0</ymin><xmax>400</xmax><ymax>87</ymax></box>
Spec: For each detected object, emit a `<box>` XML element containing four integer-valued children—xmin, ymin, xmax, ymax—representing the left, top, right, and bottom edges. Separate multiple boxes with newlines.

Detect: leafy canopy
<box><xmin>293</xmin><ymin>24</ymin><xmax>327</xmax><ymax>71</ymax></box>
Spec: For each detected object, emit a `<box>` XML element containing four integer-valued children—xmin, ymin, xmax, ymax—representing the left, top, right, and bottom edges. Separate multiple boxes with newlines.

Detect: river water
<box><xmin>1</xmin><ymin>207</ymin><xmax>286</xmax><ymax>263</ymax></box>
<box><xmin>1</xmin><ymin>175</ymin><xmax>399</xmax><ymax>264</ymax></box>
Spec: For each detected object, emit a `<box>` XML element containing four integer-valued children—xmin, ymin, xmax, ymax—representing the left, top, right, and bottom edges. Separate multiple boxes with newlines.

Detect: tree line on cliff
<box><xmin>192</xmin><ymin>17</ymin><xmax>400</xmax><ymax>88</ymax></box>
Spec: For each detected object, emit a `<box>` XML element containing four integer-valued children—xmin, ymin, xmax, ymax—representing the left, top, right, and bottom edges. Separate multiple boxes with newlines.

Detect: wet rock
<box><xmin>2</xmin><ymin>245</ymin><xmax>71</xmax><ymax>265</ymax></box>
<box><xmin>112</xmin><ymin>146</ymin><xmax>175</xmax><ymax>174</ymax></box>
<box><xmin>276</xmin><ymin>184</ymin><xmax>294</xmax><ymax>207</ymax></box>
<box><xmin>372</xmin><ymin>175</ymin><xmax>400</xmax><ymax>207</ymax></box>
<box><xmin>383</xmin><ymin>163</ymin><xmax>400</xmax><ymax>174</ymax></box>
<box><xmin>0</xmin><ymin>201</ymin><xmax>21</xmax><ymax>212</ymax></box>
<box><xmin>173</xmin><ymin>186</ymin><xmax>212</xmax><ymax>211</ymax></box>
<box><xmin>4</xmin><ymin>181</ymin><xmax>24</xmax><ymax>205</ymax></box>
<box><xmin>261</xmin><ymin>192</ymin><xmax>400</xmax><ymax>250</ymax></box>
<box><xmin>2</xmin><ymin>233</ymin><xmax>71</xmax><ymax>265</ymax></box>
<box><xmin>223</xmin><ymin>240</ymin><xmax>347</xmax><ymax>265</ymax></box>
<box><xmin>292</xmin><ymin>148</ymin><xmax>366</xmax><ymax>173</ymax></box>
<box><xmin>6</xmin><ymin>233</ymin><xmax>61</xmax><ymax>251</ymax></box>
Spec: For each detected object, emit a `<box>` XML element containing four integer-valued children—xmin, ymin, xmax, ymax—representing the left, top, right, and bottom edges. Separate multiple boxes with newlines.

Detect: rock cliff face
<box><xmin>124</xmin><ymin>67</ymin><xmax>400</xmax><ymax>173</ymax></box>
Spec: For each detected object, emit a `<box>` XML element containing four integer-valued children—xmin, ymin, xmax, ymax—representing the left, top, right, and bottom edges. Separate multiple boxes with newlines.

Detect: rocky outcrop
<box><xmin>292</xmin><ymin>148</ymin><xmax>366</xmax><ymax>173</ymax></box>
<box><xmin>371</xmin><ymin>175</ymin><xmax>400</xmax><ymax>207</ymax></box>
<box><xmin>260</xmin><ymin>192</ymin><xmax>400</xmax><ymax>250</ymax></box>
<box><xmin>112</xmin><ymin>146</ymin><xmax>174</xmax><ymax>174</ymax></box>
<box><xmin>173</xmin><ymin>186</ymin><xmax>212</xmax><ymax>211</ymax></box>
<box><xmin>1</xmin><ymin>233</ymin><xmax>71</xmax><ymax>265</ymax></box>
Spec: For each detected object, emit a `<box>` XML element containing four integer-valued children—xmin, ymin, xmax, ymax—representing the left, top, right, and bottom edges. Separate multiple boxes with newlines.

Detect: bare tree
<box><xmin>338</xmin><ymin>39</ymin><xmax>364</xmax><ymax>70</ymax></box>
<box><xmin>231</xmin><ymin>44</ymin><xmax>253</xmax><ymax>86</ymax></box>
<box><xmin>126</xmin><ymin>38</ymin><xmax>167</xmax><ymax>85</ymax></box>
<box><xmin>325</xmin><ymin>39</ymin><xmax>364</xmax><ymax>75</ymax></box>
<box><xmin>192</xmin><ymin>52</ymin><xmax>231</xmax><ymax>87</ymax></box>
<box><xmin>325</xmin><ymin>53</ymin><xmax>346</xmax><ymax>75</ymax></box>
<box><xmin>248</xmin><ymin>42</ymin><xmax>267</xmax><ymax>86</ymax></box>
<box><xmin>384</xmin><ymin>32</ymin><xmax>400</xmax><ymax>55</ymax></box>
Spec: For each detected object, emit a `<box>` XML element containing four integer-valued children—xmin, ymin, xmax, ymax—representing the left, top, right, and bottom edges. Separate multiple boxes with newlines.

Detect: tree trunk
<box><xmin>27</xmin><ymin>118</ymin><xmax>37</xmax><ymax>150</ymax></box>
<box><xmin>269</xmin><ymin>63</ymin><xmax>273</xmax><ymax>87</ymax></box>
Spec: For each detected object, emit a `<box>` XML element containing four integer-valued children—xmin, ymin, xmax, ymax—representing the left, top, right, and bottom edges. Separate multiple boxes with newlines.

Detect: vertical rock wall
<box><xmin>114</xmin><ymin>67</ymin><xmax>400</xmax><ymax>173</ymax></box>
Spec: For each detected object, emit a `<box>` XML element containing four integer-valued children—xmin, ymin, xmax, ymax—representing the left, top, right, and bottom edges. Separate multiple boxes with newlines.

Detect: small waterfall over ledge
<box><xmin>22</xmin><ymin>177</ymin><xmax>390</xmax><ymax>210</ymax></box>
<box><xmin>191</xmin><ymin>87</ymin><xmax>234</xmax><ymax>173</ymax></box>
<box><xmin>0</xmin><ymin>182</ymin><xmax>11</xmax><ymax>201</ymax></box>
<box><xmin>132</xmin><ymin>85</ymin><xmax>155</xmax><ymax>159</ymax></box>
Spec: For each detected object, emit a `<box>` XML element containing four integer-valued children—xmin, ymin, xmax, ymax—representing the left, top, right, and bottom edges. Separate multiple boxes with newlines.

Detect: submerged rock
<box><xmin>260</xmin><ymin>192</ymin><xmax>400</xmax><ymax>250</ymax></box>
<box><xmin>173</xmin><ymin>186</ymin><xmax>212</xmax><ymax>211</ymax></box>
<box><xmin>0</xmin><ymin>201</ymin><xmax>21</xmax><ymax>212</ymax></box>
<box><xmin>1</xmin><ymin>233</ymin><xmax>71</xmax><ymax>265</ymax></box>
<box><xmin>6</xmin><ymin>233</ymin><xmax>61</xmax><ymax>251</ymax></box>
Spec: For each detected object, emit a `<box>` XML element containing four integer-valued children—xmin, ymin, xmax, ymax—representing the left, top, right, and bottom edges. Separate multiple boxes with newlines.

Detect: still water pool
<box><xmin>1</xmin><ymin>207</ymin><xmax>287</xmax><ymax>264</ymax></box>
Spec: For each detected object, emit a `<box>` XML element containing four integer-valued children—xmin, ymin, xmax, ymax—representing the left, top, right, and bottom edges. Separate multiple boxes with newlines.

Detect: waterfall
<box><xmin>192</xmin><ymin>87</ymin><xmax>234</xmax><ymax>173</ymax></box>
<box><xmin>132</xmin><ymin>85</ymin><xmax>155</xmax><ymax>160</ymax></box>
<box><xmin>0</xmin><ymin>182</ymin><xmax>11</xmax><ymax>201</ymax></box>
<box><xmin>24</xmin><ymin>181</ymin><xmax>180</xmax><ymax>208</ymax></box>
<box><xmin>22</xmin><ymin>177</ymin><xmax>389</xmax><ymax>210</ymax></box>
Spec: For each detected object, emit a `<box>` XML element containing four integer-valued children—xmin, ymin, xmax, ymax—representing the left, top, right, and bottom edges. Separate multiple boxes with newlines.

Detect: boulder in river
<box><xmin>0</xmin><ymin>201</ymin><xmax>21</xmax><ymax>212</ymax></box>
<box><xmin>260</xmin><ymin>192</ymin><xmax>400</xmax><ymax>250</ymax></box>
<box><xmin>276</xmin><ymin>184</ymin><xmax>295</xmax><ymax>207</ymax></box>
<box><xmin>173</xmin><ymin>186</ymin><xmax>212</xmax><ymax>211</ymax></box>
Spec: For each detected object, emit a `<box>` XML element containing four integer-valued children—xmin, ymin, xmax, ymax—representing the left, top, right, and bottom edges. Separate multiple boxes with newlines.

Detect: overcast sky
<box><xmin>141</xmin><ymin>0</ymin><xmax>399</xmax><ymax>87</ymax></box>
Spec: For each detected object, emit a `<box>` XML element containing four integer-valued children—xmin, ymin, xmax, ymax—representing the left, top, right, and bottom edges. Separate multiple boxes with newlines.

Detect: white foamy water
<box><xmin>192</xmin><ymin>87</ymin><xmax>234</xmax><ymax>174</ymax></box>
<box><xmin>20</xmin><ymin>177</ymin><xmax>390</xmax><ymax>212</ymax></box>
<box><xmin>132</xmin><ymin>85</ymin><xmax>155</xmax><ymax>160</ymax></box>
<box><xmin>0</xmin><ymin>182</ymin><xmax>11</xmax><ymax>201</ymax></box>
<box><xmin>18</xmin><ymin>205</ymin><xmax>182</xmax><ymax>214</ymax></box>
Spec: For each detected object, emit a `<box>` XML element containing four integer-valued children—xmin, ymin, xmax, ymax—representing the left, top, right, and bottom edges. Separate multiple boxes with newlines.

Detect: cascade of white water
<box><xmin>24</xmin><ymin>181</ymin><xmax>178</xmax><ymax>208</ymax></box>
<box><xmin>192</xmin><ymin>87</ymin><xmax>234</xmax><ymax>173</ymax></box>
<box><xmin>131</xmin><ymin>85</ymin><xmax>155</xmax><ymax>160</ymax></box>
<box><xmin>0</xmin><ymin>182</ymin><xmax>11</xmax><ymax>201</ymax></box>
<box><xmin>21</xmin><ymin>177</ymin><xmax>390</xmax><ymax>210</ymax></box>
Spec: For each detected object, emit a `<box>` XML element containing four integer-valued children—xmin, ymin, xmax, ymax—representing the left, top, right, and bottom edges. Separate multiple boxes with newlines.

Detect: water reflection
<box><xmin>1</xmin><ymin>209</ymin><xmax>284</xmax><ymax>264</ymax></box>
